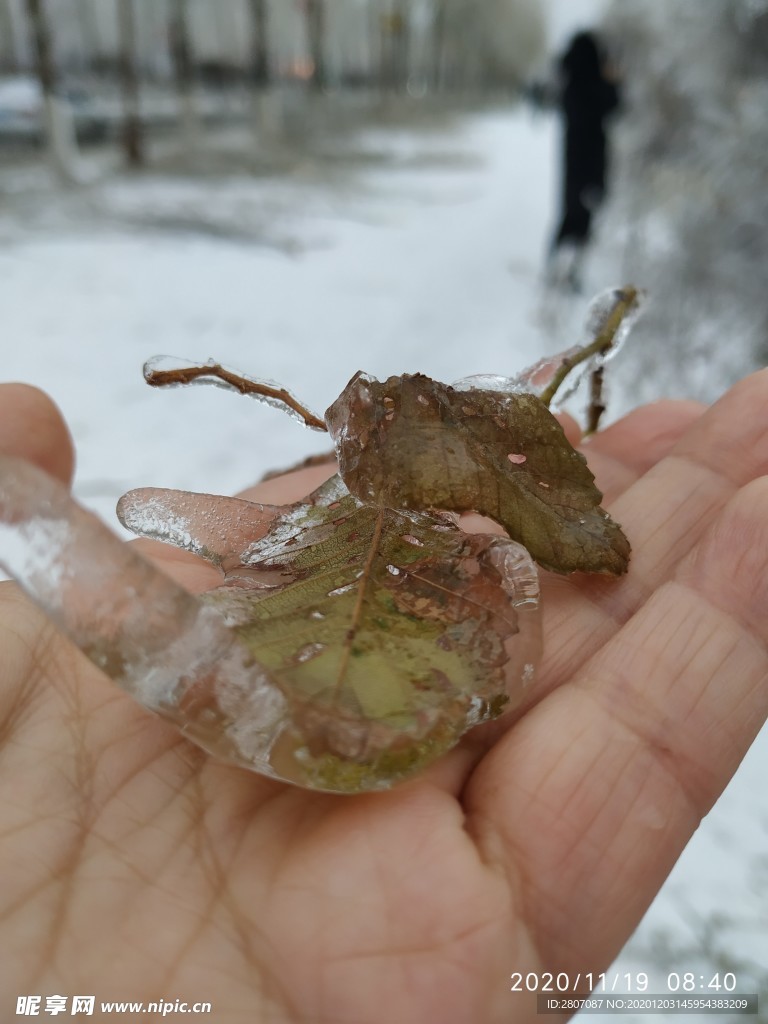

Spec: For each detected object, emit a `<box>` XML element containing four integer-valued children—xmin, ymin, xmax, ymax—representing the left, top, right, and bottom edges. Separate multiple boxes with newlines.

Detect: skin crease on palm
<box><xmin>0</xmin><ymin>376</ymin><xmax>767</xmax><ymax>1024</ymax></box>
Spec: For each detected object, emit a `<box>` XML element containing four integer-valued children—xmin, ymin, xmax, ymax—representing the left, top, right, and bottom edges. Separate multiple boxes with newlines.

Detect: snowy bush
<box><xmin>596</xmin><ymin>0</ymin><xmax>768</xmax><ymax>404</ymax></box>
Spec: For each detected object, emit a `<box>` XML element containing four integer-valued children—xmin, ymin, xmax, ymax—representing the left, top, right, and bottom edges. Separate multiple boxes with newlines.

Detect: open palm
<box><xmin>1</xmin><ymin>376</ymin><xmax>766</xmax><ymax>1023</ymax></box>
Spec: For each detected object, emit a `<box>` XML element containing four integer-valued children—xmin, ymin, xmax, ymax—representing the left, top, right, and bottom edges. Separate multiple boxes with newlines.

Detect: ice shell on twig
<box><xmin>453</xmin><ymin>286</ymin><xmax>645</xmax><ymax>411</ymax></box>
<box><xmin>143</xmin><ymin>355</ymin><xmax>326</xmax><ymax>431</ymax></box>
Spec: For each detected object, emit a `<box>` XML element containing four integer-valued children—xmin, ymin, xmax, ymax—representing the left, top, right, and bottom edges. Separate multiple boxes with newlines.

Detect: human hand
<box><xmin>0</xmin><ymin>375</ymin><xmax>766</xmax><ymax>1023</ymax></box>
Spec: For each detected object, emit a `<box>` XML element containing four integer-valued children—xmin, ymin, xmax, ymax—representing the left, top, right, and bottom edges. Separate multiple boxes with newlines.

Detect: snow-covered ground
<box><xmin>1</xmin><ymin>104</ymin><xmax>766</xmax><ymax>1019</ymax></box>
<box><xmin>1</xmin><ymin>107</ymin><xmax>558</xmax><ymax>514</ymax></box>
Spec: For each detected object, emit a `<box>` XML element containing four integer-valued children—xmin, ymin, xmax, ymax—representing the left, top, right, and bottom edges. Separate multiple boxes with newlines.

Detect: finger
<box><xmin>409</xmin><ymin>399</ymin><xmax>711</xmax><ymax>773</ymax></box>
<box><xmin>465</xmin><ymin>478</ymin><xmax>768</xmax><ymax>973</ymax></box>
<box><xmin>538</xmin><ymin>370</ymin><xmax>768</xmax><ymax>695</ymax></box>
<box><xmin>0</xmin><ymin>384</ymin><xmax>75</xmax><ymax>486</ymax></box>
<box><xmin>0</xmin><ymin>576</ymin><xmax>191</xmax><ymax>785</ymax></box>
<box><xmin>121</xmin><ymin>461</ymin><xmax>339</xmax><ymax>596</ymax></box>
<box><xmin>557</xmin><ymin>412</ymin><xmax>581</xmax><ymax>448</ymax></box>
<box><xmin>586</xmin><ymin>479</ymin><xmax>768</xmax><ymax>815</ymax></box>
<box><xmin>584</xmin><ymin>398</ymin><xmax>705</xmax><ymax>503</ymax></box>
<box><xmin>128</xmin><ymin>538</ymin><xmax>223</xmax><ymax>594</ymax></box>
<box><xmin>239</xmin><ymin>461</ymin><xmax>337</xmax><ymax>505</ymax></box>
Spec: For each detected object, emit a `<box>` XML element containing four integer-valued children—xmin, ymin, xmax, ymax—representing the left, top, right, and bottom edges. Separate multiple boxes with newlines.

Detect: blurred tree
<box><xmin>0</xmin><ymin>0</ymin><xmax>19</xmax><ymax>70</ymax></box>
<box><xmin>24</xmin><ymin>0</ymin><xmax>54</xmax><ymax>93</ymax></box>
<box><xmin>247</xmin><ymin>0</ymin><xmax>270</xmax><ymax>87</ymax></box>
<box><xmin>117</xmin><ymin>0</ymin><xmax>144</xmax><ymax>166</ymax></box>
<box><xmin>24</xmin><ymin>0</ymin><xmax>79</xmax><ymax>182</ymax></box>
<box><xmin>423</xmin><ymin>0</ymin><xmax>544</xmax><ymax>92</ymax></box>
<box><xmin>304</xmin><ymin>0</ymin><xmax>326</xmax><ymax>91</ymax></box>
<box><xmin>599</xmin><ymin>0</ymin><xmax>768</xmax><ymax>402</ymax></box>
<box><xmin>379</xmin><ymin>0</ymin><xmax>410</xmax><ymax>92</ymax></box>
<box><xmin>168</xmin><ymin>0</ymin><xmax>198</xmax><ymax>150</ymax></box>
<box><xmin>429</xmin><ymin>0</ymin><xmax>447</xmax><ymax>91</ymax></box>
<box><xmin>75</xmin><ymin>0</ymin><xmax>100</xmax><ymax>74</ymax></box>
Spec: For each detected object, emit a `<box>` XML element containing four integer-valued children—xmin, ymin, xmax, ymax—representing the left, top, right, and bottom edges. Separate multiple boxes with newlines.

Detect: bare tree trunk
<box><xmin>76</xmin><ymin>0</ymin><xmax>100</xmax><ymax>73</ymax></box>
<box><xmin>379</xmin><ymin>2</ymin><xmax>408</xmax><ymax>94</ymax></box>
<box><xmin>367</xmin><ymin>0</ymin><xmax>379</xmax><ymax>88</ymax></box>
<box><xmin>118</xmin><ymin>0</ymin><xmax>143</xmax><ymax>166</ymax></box>
<box><xmin>24</xmin><ymin>0</ymin><xmax>79</xmax><ymax>183</ymax></box>
<box><xmin>168</xmin><ymin>0</ymin><xmax>197</xmax><ymax>150</ymax></box>
<box><xmin>430</xmin><ymin>0</ymin><xmax>447</xmax><ymax>92</ymax></box>
<box><xmin>246</xmin><ymin>0</ymin><xmax>280</xmax><ymax>142</ymax></box>
<box><xmin>248</xmin><ymin>0</ymin><xmax>269</xmax><ymax>87</ymax></box>
<box><xmin>378</xmin><ymin>4</ymin><xmax>390</xmax><ymax>93</ymax></box>
<box><xmin>305</xmin><ymin>0</ymin><xmax>326</xmax><ymax>92</ymax></box>
<box><xmin>0</xmin><ymin>0</ymin><xmax>19</xmax><ymax>71</ymax></box>
<box><xmin>25</xmin><ymin>0</ymin><xmax>54</xmax><ymax>93</ymax></box>
<box><xmin>391</xmin><ymin>0</ymin><xmax>409</xmax><ymax>91</ymax></box>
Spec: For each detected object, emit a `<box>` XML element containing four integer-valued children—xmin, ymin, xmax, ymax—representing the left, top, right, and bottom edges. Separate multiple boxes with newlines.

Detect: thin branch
<box><xmin>539</xmin><ymin>285</ymin><xmax>640</xmax><ymax>409</ymax></box>
<box><xmin>144</xmin><ymin>361</ymin><xmax>328</xmax><ymax>432</ymax></box>
<box><xmin>585</xmin><ymin>366</ymin><xmax>605</xmax><ymax>436</ymax></box>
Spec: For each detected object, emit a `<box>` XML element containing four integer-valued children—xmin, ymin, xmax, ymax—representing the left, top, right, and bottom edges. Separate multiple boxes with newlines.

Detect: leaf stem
<box><xmin>538</xmin><ymin>285</ymin><xmax>640</xmax><ymax>410</ymax></box>
<box><xmin>333</xmin><ymin>508</ymin><xmax>385</xmax><ymax>702</ymax></box>
<box><xmin>144</xmin><ymin>361</ymin><xmax>328</xmax><ymax>431</ymax></box>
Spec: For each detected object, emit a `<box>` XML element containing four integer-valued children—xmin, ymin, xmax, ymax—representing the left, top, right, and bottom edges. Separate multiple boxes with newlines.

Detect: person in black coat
<box><xmin>549</xmin><ymin>31</ymin><xmax>620</xmax><ymax>290</ymax></box>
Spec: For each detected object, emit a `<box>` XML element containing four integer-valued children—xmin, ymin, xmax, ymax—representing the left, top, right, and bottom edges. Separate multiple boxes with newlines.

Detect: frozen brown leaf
<box><xmin>325</xmin><ymin>372</ymin><xmax>630</xmax><ymax>575</ymax></box>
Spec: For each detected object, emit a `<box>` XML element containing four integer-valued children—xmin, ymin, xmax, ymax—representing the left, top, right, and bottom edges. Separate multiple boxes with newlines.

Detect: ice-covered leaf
<box><xmin>325</xmin><ymin>373</ymin><xmax>629</xmax><ymax>575</ymax></box>
<box><xmin>0</xmin><ymin>458</ymin><xmax>539</xmax><ymax>794</ymax></box>
<box><xmin>119</xmin><ymin>475</ymin><xmax>541</xmax><ymax>792</ymax></box>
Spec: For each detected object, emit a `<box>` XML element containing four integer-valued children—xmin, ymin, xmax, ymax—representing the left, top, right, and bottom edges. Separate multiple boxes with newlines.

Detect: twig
<box><xmin>144</xmin><ymin>361</ymin><xmax>328</xmax><ymax>432</ymax></box>
<box><xmin>538</xmin><ymin>285</ymin><xmax>640</xmax><ymax>410</ymax></box>
<box><xmin>586</xmin><ymin>366</ymin><xmax>606</xmax><ymax>435</ymax></box>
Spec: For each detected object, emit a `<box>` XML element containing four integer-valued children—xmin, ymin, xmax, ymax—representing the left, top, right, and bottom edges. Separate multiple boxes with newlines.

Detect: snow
<box><xmin>1</xmin><ymin>103</ymin><xmax>766</xmax><ymax>1015</ymax></box>
<box><xmin>3</xmin><ymin>110</ymin><xmax>566</xmax><ymax>526</ymax></box>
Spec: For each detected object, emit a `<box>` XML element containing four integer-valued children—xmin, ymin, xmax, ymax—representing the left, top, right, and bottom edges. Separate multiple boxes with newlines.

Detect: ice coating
<box><xmin>583</xmin><ymin>286</ymin><xmax>646</xmax><ymax>363</ymax></box>
<box><xmin>0</xmin><ymin>454</ymin><xmax>289</xmax><ymax>776</ymax></box>
<box><xmin>453</xmin><ymin>286</ymin><xmax>645</xmax><ymax>407</ymax></box>
<box><xmin>196</xmin><ymin>480</ymin><xmax>543</xmax><ymax>791</ymax></box>
<box><xmin>117</xmin><ymin>487</ymin><xmax>280</xmax><ymax>570</ymax></box>
<box><xmin>452</xmin><ymin>357</ymin><xmax>581</xmax><ymax>399</ymax></box>
<box><xmin>0</xmin><ymin>457</ymin><xmax>543</xmax><ymax>793</ymax></box>
<box><xmin>143</xmin><ymin>356</ymin><xmax>327</xmax><ymax>430</ymax></box>
<box><xmin>325</xmin><ymin>373</ymin><xmax>630</xmax><ymax>575</ymax></box>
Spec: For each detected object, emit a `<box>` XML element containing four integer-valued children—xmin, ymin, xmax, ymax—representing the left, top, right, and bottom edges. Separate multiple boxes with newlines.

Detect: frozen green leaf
<box><xmin>119</xmin><ymin>475</ymin><xmax>541</xmax><ymax>792</ymax></box>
